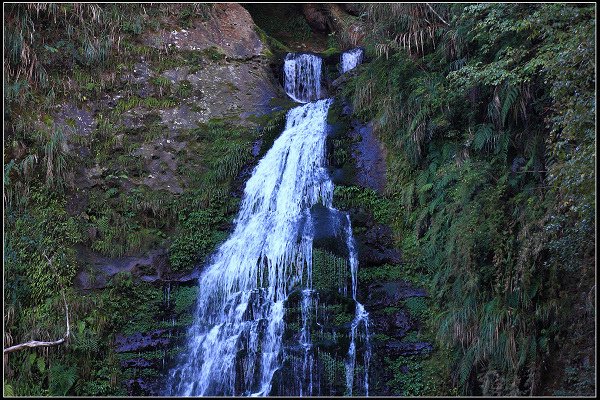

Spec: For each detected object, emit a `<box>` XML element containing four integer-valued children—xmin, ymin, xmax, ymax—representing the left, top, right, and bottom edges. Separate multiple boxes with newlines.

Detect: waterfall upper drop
<box><xmin>340</xmin><ymin>48</ymin><xmax>364</xmax><ymax>73</ymax></box>
<box><xmin>284</xmin><ymin>53</ymin><xmax>323</xmax><ymax>103</ymax></box>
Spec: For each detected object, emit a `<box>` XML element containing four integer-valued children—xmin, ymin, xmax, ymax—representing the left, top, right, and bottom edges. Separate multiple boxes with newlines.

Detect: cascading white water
<box><xmin>284</xmin><ymin>53</ymin><xmax>323</xmax><ymax>103</ymax></box>
<box><xmin>168</xmin><ymin>51</ymin><xmax>370</xmax><ymax>397</ymax></box>
<box><xmin>340</xmin><ymin>48</ymin><xmax>364</xmax><ymax>73</ymax></box>
<box><xmin>167</xmin><ymin>97</ymin><xmax>333</xmax><ymax>396</ymax></box>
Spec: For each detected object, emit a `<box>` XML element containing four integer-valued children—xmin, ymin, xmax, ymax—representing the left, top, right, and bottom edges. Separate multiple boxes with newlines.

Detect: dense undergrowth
<box><xmin>340</xmin><ymin>3</ymin><xmax>595</xmax><ymax>396</ymax></box>
<box><xmin>3</xmin><ymin>3</ymin><xmax>290</xmax><ymax>396</ymax></box>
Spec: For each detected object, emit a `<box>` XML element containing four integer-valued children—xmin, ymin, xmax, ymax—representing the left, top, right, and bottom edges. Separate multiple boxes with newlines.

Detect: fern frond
<box><xmin>501</xmin><ymin>85</ymin><xmax>520</xmax><ymax>127</ymax></box>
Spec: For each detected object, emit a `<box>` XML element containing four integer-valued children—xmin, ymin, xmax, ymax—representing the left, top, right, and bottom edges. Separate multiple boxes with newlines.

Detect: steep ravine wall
<box><xmin>4</xmin><ymin>4</ymin><xmax>438</xmax><ymax>396</ymax></box>
<box><xmin>85</xmin><ymin>5</ymin><xmax>433</xmax><ymax>395</ymax></box>
<box><xmin>42</xmin><ymin>4</ymin><xmax>290</xmax><ymax>395</ymax></box>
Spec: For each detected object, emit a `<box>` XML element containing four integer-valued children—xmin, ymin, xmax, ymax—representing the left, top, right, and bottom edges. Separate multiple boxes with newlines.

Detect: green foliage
<box><xmin>5</xmin><ymin>187</ymin><xmax>82</xmax><ymax>305</ymax></box>
<box><xmin>252</xmin><ymin>108</ymin><xmax>290</xmax><ymax>156</ymax></box>
<box><xmin>169</xmin><ymin>206</ymin><xmax>229</xmax><ymax>272</ymax></box>
<box><xmin>185</xmin><ymin>120</ymin><xmax>256</xmax><ymax>205</ymax></box>
<box><xmin>202</xmin><ymin>46</ymin><xmax>226</xmax><ymax>62</ymax></box>
<box><xmin>86</xmin><ymin>186</ymin><xmax>173</xmax><ymax>258</ymax></box>
<box><xmin>3</xmin><ymin>4</ymin><xmax>215</xmax><ymax>113</ymax></box>
<box><xmin>319</xmin><ymin>304</ymin><xmax>355</xmax><ymax>328</ymax></box>
<box><xmin>386</xmin><ymin>353</ymin><xmax>454</xmax><ymax>396</ymax></box>
<box><xmin>4</xmin><ymin>288</ymin><xmax>124</xmax><ymax>396</ymax></box>
<box><xmin>173</xmin><ymin>286</ymin><xmax>199</xmax><ymax>315</ymax></box>
<box><xmin>349</xmin><ymin>2</ymin><xmax>595</xmax><ymax>395</ymax></box>
<box><xmin>150</xmin><ymin>75</ymin><xmax>173</xmax><ymax>97</ymax></box>
<box><xmin>175</xmin><ymin>79</ymin><xmax>193</xmax><ymax>97</ymax></box>
<box><xmin>253</xmin><ymin>26</ymin><xmax>291</xmax><ymax>57</ymax></box>
<box><xmin>4</xmin><ymin>124</ymin><xmax>73</xmax><ymax>216</ymax></box>
<box><xmin>3</xmin><ymin>5</ymin><xmax>235</xmax><ymax>397</ymax></box>
<box><xmin>3</xmin><ymin>383</ymin><xmax>15</xmax><ymax>396</ymax></box>
<box><xmin>49</xmin><ymin>364</ymin><xmax>78</xmax><ymax>396</ymax></box>
<box><xmin>333</xmin><ymin>186</ymin><xmax>395</xmax><ymax>226</ymax></box>
<box><xmin>312</xmin><ymin>249</ymin><xmax>349</xmax><ymax>292</ymax></box>
<box><xmin>402</xmin><ymin>297</ymin><xmax>430</xmax><ymax>320</ymax></box>
<box><xmin>357</xmin><ymin>264</ymin><xmax>402</xmax><ymax>284</ymax></box>
<box><xmin>108</xmin><ymin>278</ymin><xmax>165</xmax><ymax>335</ymax></box>
<box><xmin>113</xmin><ymin>96</ymin><xmax>177</xmax><ymax>115</ymax></box>
<box><xmin>177</xmin><ymin>4</ymin><xmax>214</xmax><ymax>28</ymax></box>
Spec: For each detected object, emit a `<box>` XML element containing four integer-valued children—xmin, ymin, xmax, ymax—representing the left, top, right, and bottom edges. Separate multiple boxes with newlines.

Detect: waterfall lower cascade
<box><xmin>167</xmin><ymin>52</ymin><xmax>370</xmax><ymax>396</ymax></box>
<box><xmin>340</xmin><ymin>48</ymin><xmax>364</xmax><ymax>73</ymax></box>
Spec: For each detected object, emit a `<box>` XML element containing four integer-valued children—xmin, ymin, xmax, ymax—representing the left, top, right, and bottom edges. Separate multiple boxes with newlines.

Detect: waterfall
<box><xmin>284</xmin><ymin>53</ymin><xmax>322</xmax><ymax>103</ymax></box>
<box><xmin>344</xmin><ymin>214</ymin><xmax>371</xmax><ymax>396</ymax></box>
<box><xmin>340</xmin><ymin>48</ymin><xmax>364</xmax><ymax>73</ymax></box>
<box><xmin>168</xmin><ymin>51</ymin><xmax>370</xmax><ymax>397</ymax></box>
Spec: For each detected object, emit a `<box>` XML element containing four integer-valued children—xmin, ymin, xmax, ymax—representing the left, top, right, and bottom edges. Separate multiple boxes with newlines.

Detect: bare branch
<box><xmin>426</xmin><ymin>3</ymin><xmax>450</xmax><ymax>26</ymax></box>
<box><xmin>3</xmin><ymin>254</ymin><xmax>70</xmax><ymax>354</ymax></box>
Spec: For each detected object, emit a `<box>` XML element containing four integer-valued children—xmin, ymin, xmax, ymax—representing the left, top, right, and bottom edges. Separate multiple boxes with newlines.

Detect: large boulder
<box><xmin>357</xmin><ymin>223</ymin><xmax>402</xmax><ymax>266</ymax></box>
<box><xmin>145</xmin><ymin>3</ymin><xmax>263</xmax><ymax>59</ymax></box>
<box><xmin>74</xmin><ymin>247</ymin><xmax>201</xmax><ymax>290</ymax></box>
<box><xmin>302</xmin><ymin>3</ymin><xmax>329</xmax><ymax>32</ymax></box>
<box><xmin>370</xmin><ymin>309</ymin><xmax>414</xmax><ymax>338</ymax></box>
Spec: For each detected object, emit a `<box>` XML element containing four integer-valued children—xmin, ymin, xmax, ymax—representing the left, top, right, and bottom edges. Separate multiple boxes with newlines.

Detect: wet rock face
<box><xmin>145</xmin><ymin>3</ymin><xmax>263</xmax><ymax>59</ymax></box>
<box><xmin>344</xmin><ymin>205</ymin><xmax>402</xmax><ymax>267</ymax></box>
<box><xmin>160</xmin><ymin>59</ymin><xmax>284</xmax><ymax>126</ymax></box>
<box><xmin>118</xmin><ymin>59</ymin><xmax>283</xmax><ymax>133</ymax></box>
<box><xmin>370</xmin><ymin>309</ymin><xmax>414</xmax><ymax>339</ymax></box>
<box><xmin>112</xmin><ymin>281</ymin><xmax>195</xmax><ymax>396</ymax></box>
<box><xmin>125</xmin><ymin>378</ymin><xmax>161</xmax><ymax>396</ymax></box>
<box><xmin>54</xmin><ymin>103</ymin><xmax>97</xmax><ymax>137</ymax></box>
<box><xmin>130</xmin><ymin>134</ymin><xmax>186</xmax><ymax>194</ymax></box>
<box><xmin>365</xmin><ymin>281</ymin><xmax>427</xmax><ymax>309</ymax></box>
<box><xmin>74</xmin><ymin>247</ymin><xmax>201</xmax><ymax>290</ymax></box>
<box><xmin>120</xmin><ymin>358</ymin><xmax>159</xmax><ymax>369</ymax></box>
<box><xmin>351</xmin><ymin>121</ymin><xmax>387</xmax><ymax>193</ymax></box>
<box><xmin>310</xmin><ymin>204</ymin><xmax>353</xmax><ymax>258</ymax></box>
<box><xmin>385</xmin><ymin>341</ymin><xmax>433</xmax><ymax>356</ymax></box>
<box><xmin>62</xmin><ymin>3</ymin><xmax>285</xmax><ymax>198</ymax></box>
<box><xmin>357</xmin><ymin>223</ymin><xmax>402</xmax><ymax>266</ymax></box>
<box><xmin>115</xmin><ymin>329</ymin><xmax>173</xmax><ymax>353</ymax></box>
<box><xmin>49</xmin><ymin>103</ymin><xmax>96</xmax><ymax>158</ymax></box>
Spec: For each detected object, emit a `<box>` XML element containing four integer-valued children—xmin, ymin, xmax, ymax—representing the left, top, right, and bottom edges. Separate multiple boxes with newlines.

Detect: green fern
<box><xmin>472</xmin><ymin>124</ymin><xmax>494</xmax><ymax>152</ymax></box>
<box><xmin>49</xmin><ymin>363</ymin><xmax>78</xmax><ymax>396</ymax></box>
<box><xmin>500</xmin><ymin>85</ymin><xmax>520</xmax><ymax>127</ymax></box>
<box><xmin>3</xmin><ymin>383</ymin><xmax>15</xmax><ymax>396</ymax></box>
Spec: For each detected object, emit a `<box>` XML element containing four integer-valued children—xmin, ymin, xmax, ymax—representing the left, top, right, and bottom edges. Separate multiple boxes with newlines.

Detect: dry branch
<box><xmin>3</xmin><ymin>254</ymin><xmax>70</xmax><ymax>354</ymax></box>
<box><xmin>426</xmin><ymin>3</ymin><xmax>450</xmax><ymax>26</ymax></box>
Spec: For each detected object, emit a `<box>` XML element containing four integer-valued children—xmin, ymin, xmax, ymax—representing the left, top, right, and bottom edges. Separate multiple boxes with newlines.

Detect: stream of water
<box><xmin>340</xmin><ymin>48</ymin><xmax>364</xmax><ymax>73</ymax></box>
<box><xmin>167</xmin><ymin>49</ymin><xmax>368</xmax><ymax>397</ymax></box>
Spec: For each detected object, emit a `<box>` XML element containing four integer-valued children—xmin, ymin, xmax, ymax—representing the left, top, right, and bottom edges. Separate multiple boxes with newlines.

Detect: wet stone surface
<box><xmin>350</xmin><ymin>120</ymin><xmax>386</xmax><ymax>194</ymax></box>
<box><xmin>145</xmin><ymin>4</ymin><xmax>264</xmax><ymax>59</ymax></box>
<box><xmin>365</xmin><ymin>281</ymin><xmax>427</xmax><ymax>308</ymax></box>
<box><xmin>385</xmin><ymin>341</ymin><xmax>433</xmax><ymax>356</ymax></box>
<box><xmin>115</xmin><ymin>329</ymin><xmax>173</xmax><ymax>353</ymax></box>
<box><xmin>74</xmin><ymin>247</ymin><xmax>201</xmax><ymax>290</ymax></box>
